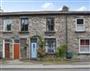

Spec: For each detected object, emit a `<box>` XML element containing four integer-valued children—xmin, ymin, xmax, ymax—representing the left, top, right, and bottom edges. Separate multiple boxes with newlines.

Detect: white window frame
<box><xmin>79</xmin><ymin>38</ymin><xmax>90</xmax><ymax>53</ymax></box>
<box><xmin>3</xmin><ymin>19</ymin><xmax>12</xmax><ymax>32</ymax></box>
<box><xmin>45</xmin><ymin>38</ymin><xmax>56</xmax><ymax>54</ymax></box>
<box><xmin>76</xmin><ymin>18</ymin><xmax>85</xmax><ymax>32</ymax></box>
<box><xmin>20</xmin><ymin>17</ymin><xmax>29</xmax><ymax>32</ymax></box>
<box><xmin>46</xmin><ymin>17</ymin><xmax>55</xmax><ymax>32</ymax></box>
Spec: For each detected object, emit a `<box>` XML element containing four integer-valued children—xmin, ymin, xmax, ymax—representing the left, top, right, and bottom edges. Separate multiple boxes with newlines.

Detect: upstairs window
<box><xmin>21</xmin><ymin>18</ymin><xmax>28</xmax><ymax>32</ymax></box>
<box><xmin>76</xmin><ymin>18</ymin><xmax>85</xmax><ymax>32</ymax></box>
<box><xmin>3</xmin><ymin>19</ymin><xmax>12</xmax><ymax>32</ymax></box>
<box><xmin>46</xmin><ymin>17</ymin><xmax>54</xmax><ymax>32</ymax></box>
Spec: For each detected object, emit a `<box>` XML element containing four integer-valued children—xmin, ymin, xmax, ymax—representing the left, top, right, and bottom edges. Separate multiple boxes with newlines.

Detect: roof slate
<box><xmin>0</xmin><ymin>11</ymin><xmax>90</xmax><ymax>16</ymax></box>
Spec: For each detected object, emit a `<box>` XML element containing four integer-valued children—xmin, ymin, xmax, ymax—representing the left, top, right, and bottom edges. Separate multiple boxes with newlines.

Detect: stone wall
<box><xmin>67</xmin><ymin>15</ymin><xmax>90</xmax><ymax>58</ymax></box>
<box><xmin>0</xmin><ymin>15</ymin><xmax>66</xmax><ymax>59</ymax></box>
<box><xmin>0</xmin><ymin>14</ymin><xmax>90</xmax><ymax>59</ymax></box>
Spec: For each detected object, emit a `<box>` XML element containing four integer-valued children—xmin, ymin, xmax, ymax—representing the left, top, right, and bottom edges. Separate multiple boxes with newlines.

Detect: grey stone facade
<box><xmin>67</xmin><ymin>15</ymin><xmax>90</xmax><ymax>59</ymax></box>
<box><xmin>0</xmin><ymin>10</ymin><xmax>90</xmax><ymax>59</ymax></box>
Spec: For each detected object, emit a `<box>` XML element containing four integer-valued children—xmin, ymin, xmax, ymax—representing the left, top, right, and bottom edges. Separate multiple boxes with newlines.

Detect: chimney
<box><xmin>62</xmin><ymin>6</ymin><xmax>69</xmax><ymax>12</ymax></box>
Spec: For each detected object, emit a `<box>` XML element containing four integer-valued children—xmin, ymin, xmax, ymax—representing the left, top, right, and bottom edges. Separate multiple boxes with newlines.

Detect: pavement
<box><xmin>0</xmin><ymin>60</ymin><xmax>90</xmax><ymax>69</ymax></box>
<box><xmin>0</xmin><ymin>64</ymin><xmax>90</xmax><ymax>69</ymax></box>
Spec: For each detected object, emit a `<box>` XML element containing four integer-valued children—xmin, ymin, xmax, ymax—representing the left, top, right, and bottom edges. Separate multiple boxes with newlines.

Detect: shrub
<box><xmin>37</xmin><ymin>35</ymin><xmax>46</xmax><ymax>59</ymax></box>
<box><xmin>56</xmin><ymin>44</ymin><xmax>67</xmax><ymax>59</ymax></box>
<box><xmin>2</xmin><ymin>58</ymin><xmax>6</xmax><ymax>64</ymax></box>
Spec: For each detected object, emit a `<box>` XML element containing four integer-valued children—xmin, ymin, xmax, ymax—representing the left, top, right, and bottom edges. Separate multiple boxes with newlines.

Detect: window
<box><xmin>21</xmin><ymin>18</ymin><xmax>28</xmax><ymax>32</ymax></box>
<box><xmin>79</xmin><ymin>39</ymin><xmax>90</xmax><ymax>53</ymax></box>
<box><xmin>0</xmin><ymin>39</ymin><xmax>3</xmax><ymax>58</ymax></box>
<box><xmin>3</xmin><ymin>19</ymin><xmax>12</xmax><ymax>32</ymax></box>
<box><xmin>45</xmin><ymin>38</ymin><xmax>56</xmax><ymax>54</ymax></box>
<box><xmin>20</xmin><ymin>38</ymin><xmax>27</xmax><ymax>46</ymax></box>
<box><xmin>5</xmin><ymin>39</ymin><xmax>12</xmax><ymax>43</ymax></box>
<box><xmin>76</xmin><ymin>18</ymin><xmax>85</xmax><ymax>32</ymax></box>
<box><xmin>14</xmin><ymin>39</ymin><xmax>19</xmax><ymax>43</ymax></box>
<box><xmin>46</xmin><ymin>17</ymin><xmax>54</xmax><ymax>31</ymax></box>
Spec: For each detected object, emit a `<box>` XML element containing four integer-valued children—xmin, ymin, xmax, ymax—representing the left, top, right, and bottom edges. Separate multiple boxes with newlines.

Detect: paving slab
<box><xmin>0</xmin><ymin>64</ymin><xmax>90</xmax><ymax>69</ymax></box>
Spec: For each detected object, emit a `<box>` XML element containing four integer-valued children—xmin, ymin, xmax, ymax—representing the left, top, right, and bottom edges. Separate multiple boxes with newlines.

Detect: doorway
<box><xmin>31</xmin><ymin>38</ymin><xmax>37</xmax><ymax>59</ymax></box>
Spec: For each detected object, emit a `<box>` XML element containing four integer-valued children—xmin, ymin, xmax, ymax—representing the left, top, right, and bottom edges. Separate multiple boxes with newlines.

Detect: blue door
<box><xmin>31</xmin><ymin>42</ymin><xmax>37</xmax><ymax>59</ymax></box>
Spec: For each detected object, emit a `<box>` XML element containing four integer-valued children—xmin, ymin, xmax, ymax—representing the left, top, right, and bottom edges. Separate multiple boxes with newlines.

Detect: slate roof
<box><xmin>0</xmin><ymin>11</ymin><xmax>90</xmax><ymax>16</ymax></box>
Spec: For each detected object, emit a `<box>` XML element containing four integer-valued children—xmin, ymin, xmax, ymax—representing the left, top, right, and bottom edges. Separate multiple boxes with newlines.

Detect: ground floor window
<box><xmin>79</xmin><ymin>39</ymin><xmax>90</xmax><ymax>53</ymax></box>
<box><xmin>0</xmin><ymin>39</ymin><xmax>3</xmax><ymax>59</ymax></box>
<box><xmin>20</xmin><ymin>38</ymin><xmax>28</xmax><ymax>59</ymax></box>
<box><xmin>45</xmin><ymin>38</ymin><xmax>56</xmax><ymax>54</ymax></box>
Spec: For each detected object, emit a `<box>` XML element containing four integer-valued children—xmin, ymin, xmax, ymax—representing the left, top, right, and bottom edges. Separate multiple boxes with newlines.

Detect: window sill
<box><xmin>19</xmin><ymin>31</ymin><xmax>29</xmax><ymax>33</ymax></box>
<box><xmin>78</xmin><ymin>52</ymin><xmax>90</xmax><ymax>55</ymax></box>
<box><xmin>2</xmin><ymin>31</ymin><xmax>13</xmax><ymax>33</ymax></box>
<box><xmin>45</xmin><ymin>31</ymin><xmax>56</xmax><ymax>35</ymax></box>
<box><xmin>46</xmin><ymin>52</ymin><xmax>56</xmax><ymax>55</ymax></box>
<box><xmin>45</xmin><ymin>31</ymin><xmax>56</xmax><ymax>33</ymax></box>
<box><xmin>75</xmin><ymin>31</ymin><xmax>86</xmax><ymax>33</ymax></box>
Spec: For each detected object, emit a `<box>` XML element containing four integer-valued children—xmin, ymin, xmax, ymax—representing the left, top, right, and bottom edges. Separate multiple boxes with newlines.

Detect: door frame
<box><xmin>20</xmin><ymin>37</ymin><xmax>28</xmax><ymax>59</ymax></box>
<box><xmin>3</xmin><ymin>39</ymin><xmax>20</xmax><ymax>59</ymax></box>
<box><xmin>3</xmin><ymin>39</ymin><xmax>12</xmax><ymax>59</ymax></box>
<box><xmin>30</xmin><ymin>37</ymin><xmax>38</xmax><ymax>59</ymax></box>
<box><xmin>13</xmin><ymin>39</ymin><xmax>20</xmax><ymax>59</ymax></box>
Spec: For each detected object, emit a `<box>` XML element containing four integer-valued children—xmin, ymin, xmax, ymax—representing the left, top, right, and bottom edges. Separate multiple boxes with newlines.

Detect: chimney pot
<box><xmin>62</xmin><ymin>6</ymin><xmax>69</xmax><ymax>12</ymax></box>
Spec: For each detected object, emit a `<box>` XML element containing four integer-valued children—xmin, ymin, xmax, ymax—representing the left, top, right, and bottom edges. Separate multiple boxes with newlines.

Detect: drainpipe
<box><xmin>61</xmin><ymin>6</ymin><xmax>69</xmax><ymax>58</ymax></box>
<box><xmin>65</xmin><ymin>15</ymin><xmax>68</xmax><ymax>58</ymax></box>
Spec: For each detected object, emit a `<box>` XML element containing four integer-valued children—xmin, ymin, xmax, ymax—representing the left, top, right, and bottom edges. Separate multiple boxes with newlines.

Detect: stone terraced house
<box><xmin>0</xmin><ymin>6</ymin><xmax>90</xmax><ymax>60</ymax></box>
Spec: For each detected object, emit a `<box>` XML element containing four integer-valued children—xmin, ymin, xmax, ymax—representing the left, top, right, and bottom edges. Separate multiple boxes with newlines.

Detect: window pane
<box><xmin>21</xmin><ymin>18</ymin><xmax>28</xmax><ymax>31</ymax></box>
<box><xmin>45</xmin><ymin>38</ymin><xmax>56</xmax><ymax>53</ymax></box>
<box><xmin>20</xmin><ymin>38</ymin><xmax>27</xmax><ymax>46</ymax></box>
<box><xmin>3</xmin><ymin>19</ymin><xmax>12</xmax><ymax>31</ymax></box>
<box><xmin>86</xmin><ymin>40</ymin><xmax>89</xmax><ymax>45</ymax></box>
<box><xmin>77</xmin><ymin>24</ymin><xmax>84</xmax><ymax>31</ymax></box>
<box><xmin>47</xmin><ymin>17</ymin><xmax>54</xmax><ymax>31</ymax></box>
<box><xmin>25</xmin><ymin>24</ymin><xmax>28</xmax><ymax>31</ymax></box>
<box><xmin>51</xmin><ymin>25</ymin><xmax>54</xmax><ymax>31</ymax></box>
<box><xmin>80</xmin><ymin>39</ymin><xmax>89</xmax><ymax>45</ymax></box>
<box><xmin>80</xmin><ymin>39</ymin><xmax>90</xmax><ymax>53</ymax></box>
<box><xmin>80</xmin><ymin>45</ymin><xmax>89</xmax><ymax>52</ymax></box>
<box><xmin>7</xmin><ymin>24</ymin><xmax>11</xmax><ymax>31</ymax></box>
<box><xmin>77</xmin><ymin>19</ymin><xmax>83</xmax><ymax>24</ymax></box>
<box><xmin>14</xmin><ymin>39</ymin><xmax>19</xmax><ymax>43</ymax></box>
<box><xmin>80</xmin><ymin>40</ymin><xmax>84</xmax><ymax>45</ymax></box>
<box><xmin>21</xmin><ymin>25</ymin><xmax>24</xmax><ymax>31</ymax></box>
<box><xmin>5</xmin><ymin>39</ymin><xmax>12</xmax><ymax>43</ymax></box>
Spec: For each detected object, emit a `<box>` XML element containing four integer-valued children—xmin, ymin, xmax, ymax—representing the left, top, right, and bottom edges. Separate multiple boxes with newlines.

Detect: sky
<box><xmin>0</xmin><ymin>0</ymin><xmax>90</xmax><ymax>12</ymax></box>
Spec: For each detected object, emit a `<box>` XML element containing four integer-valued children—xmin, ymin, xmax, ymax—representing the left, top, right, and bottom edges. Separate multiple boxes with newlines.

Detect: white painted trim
<box><xmin>29</xmin><ymin>37</ymin><xmax>30</xmax><ymax>59</ymax></box>
<box><xmin>79</xmin><ymin>38</ymin><xmax>90</xmax><ymax>53</ymax></box>
<box><xmin>19</xmin><ymin>18</ymin><xmax>21</xmax><ymax>32</ymax></box>
<box><xmin>75</xmin><ymin>18</ymin><xmax>85</xmax><ymax>32</ymax></box>
<box><xmin>3</xmin><ymin>19</ymin><xmax>13</xmax><ymax>32</ymax></box>
<box><xmin>79</xmin><ymin>39</ymin><xmax>80</xmax><ymax>53</ymax></box>
<box><xmin>3</xmin><ymin>40</ymin><xmax>5</xmax><ymax>58</ymax></box>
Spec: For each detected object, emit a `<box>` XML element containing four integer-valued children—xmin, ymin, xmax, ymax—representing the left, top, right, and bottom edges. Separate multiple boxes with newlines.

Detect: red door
<box><xmin>5</xmin><ymin>43</ymin><xmax>10</xmax><ymax>59</ymax></box>
<box><xmin>14</xmin><ymin>43</ymin><xmax>20</xmax><ymax>59</ymax></box>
